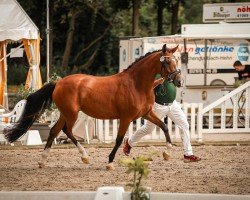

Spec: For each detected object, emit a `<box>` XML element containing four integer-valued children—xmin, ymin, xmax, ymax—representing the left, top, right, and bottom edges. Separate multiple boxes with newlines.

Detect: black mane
<box><xmin>124</xmin><ymin>49</ymin><xmax>161</xmax><ymax>71</ymax></box>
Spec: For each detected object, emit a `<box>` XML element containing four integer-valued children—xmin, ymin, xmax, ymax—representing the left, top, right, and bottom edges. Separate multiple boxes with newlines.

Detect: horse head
<box><xmin>160</xmin><ymin>44</ymin><xmax>182</xmax><ymax>87</ymax></box>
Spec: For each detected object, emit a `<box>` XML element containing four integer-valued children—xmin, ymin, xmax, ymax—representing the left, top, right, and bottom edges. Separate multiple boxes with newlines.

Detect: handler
<box><xmin>233</xmin><ymin>60</ymin><xmax>250</xmax><ymax>81</ymax></box>
<box><xmin>123</xmin><ymin>75</ymin><xmax>201</xmax><ymax>163</ymax></box>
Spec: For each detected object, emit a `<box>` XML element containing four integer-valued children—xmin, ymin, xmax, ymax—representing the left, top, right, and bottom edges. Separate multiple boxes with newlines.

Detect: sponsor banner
<box><xmin>142</xmin><ymin>38</ymin><xmax>250</xmax><ymax>70</ymax></box>
<box><xmin>203</xmin><ymin>3</ymin><xmax>250</xmax><ymax>23</ymax></box>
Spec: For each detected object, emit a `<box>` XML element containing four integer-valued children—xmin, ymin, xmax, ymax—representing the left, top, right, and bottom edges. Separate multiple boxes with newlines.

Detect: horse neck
<box><xmin>127</xmin><ymin>53</ymin><xmax>161</xmax><ymax>90</ymax></box>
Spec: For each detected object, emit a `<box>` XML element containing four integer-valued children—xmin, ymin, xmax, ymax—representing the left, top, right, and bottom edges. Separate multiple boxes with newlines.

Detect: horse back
<box><xmin>53</xmin><ymin>73</ymin><xmax>154</xmax><ymax>120</ymax></box>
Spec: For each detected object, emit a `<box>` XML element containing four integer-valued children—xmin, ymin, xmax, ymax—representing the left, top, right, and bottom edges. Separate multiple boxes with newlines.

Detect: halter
<box><xmin>166</xmin><ymin>69</ymin><xmax>181</xmax><ymax>83</ymax></box>
<box><xmin>160</xmin><ymin>53</ymin><xmax>180</xmax><ymax>83</ymax></box>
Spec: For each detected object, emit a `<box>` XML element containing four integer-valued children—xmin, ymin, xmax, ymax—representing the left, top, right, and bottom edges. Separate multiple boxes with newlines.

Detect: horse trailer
<box><xmin>119</xmin><ymin>23</ymin><xmax>250</xmax><ymax>105</ymax></box>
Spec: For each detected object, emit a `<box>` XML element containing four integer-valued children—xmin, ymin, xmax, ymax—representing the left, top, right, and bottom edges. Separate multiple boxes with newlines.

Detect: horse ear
<box><xmin>170</xmin><ymin>45</ymin><xmax>179</xmax><ymax>53</ymax></box>
<box><xmin>162</xmin><ymin>44</ymin><xmax>167</xmax><ymax>53</ymax></box>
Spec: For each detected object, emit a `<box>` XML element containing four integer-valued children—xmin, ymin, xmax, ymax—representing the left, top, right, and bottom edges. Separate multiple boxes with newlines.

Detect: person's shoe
<box><xmin>183</xmin><ymin>155</ymin><xmax>201</xmax><ymax>163</ymax></box>
<box><xmin>123</xmin><ymin>137</ymin><xmax>132</xmax><ymax>156</ymax></box>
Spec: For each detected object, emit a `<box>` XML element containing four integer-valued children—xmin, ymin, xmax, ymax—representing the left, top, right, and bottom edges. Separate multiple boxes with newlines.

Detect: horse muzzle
<box><xmin>173</xmin><ymin>79</ymin><xmax>182</xmax><ymax>88</ymax></box>
<box><xmin>173</xmin><ymin>74</ymin><xmax>182</xmax><ymax>88</ymax></box>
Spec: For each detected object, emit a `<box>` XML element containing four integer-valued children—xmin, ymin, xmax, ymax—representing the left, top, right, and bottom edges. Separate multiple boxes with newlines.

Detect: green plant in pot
<box><xmin>120</xmin><ymin>151</ymin><xmax>157</xmax><ymax>200</ymax></box>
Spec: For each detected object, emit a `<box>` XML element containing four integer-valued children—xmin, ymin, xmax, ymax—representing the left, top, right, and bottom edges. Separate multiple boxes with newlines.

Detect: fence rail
<box><xmin>96</xmin><ymin>103</ymin><xmax>201</xmax><ymax>143</ymax></box>
<box><xmin>199</xmin><ymin>81</ymin><xmax>250</xmax><ymax>134</ymax></box>
<box><xmin>94</xmin><ymin>81</ymin><xmax>250</xmax><ymax>143</ymax></box>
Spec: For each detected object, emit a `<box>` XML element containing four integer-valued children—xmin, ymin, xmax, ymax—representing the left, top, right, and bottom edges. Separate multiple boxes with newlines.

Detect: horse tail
<box><xmin>4</xmin><ymin>82</ymin><xmax>56</xmax><ymax>143</ymax></box>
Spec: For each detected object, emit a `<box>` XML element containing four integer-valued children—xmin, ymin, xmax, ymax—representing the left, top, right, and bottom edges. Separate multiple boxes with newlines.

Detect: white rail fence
<box><xmin>2</xmin><ymin>82</ymin><xmax>248</xmax><ymax>145</ymax></box>
<box><xmin>95</xmin><ymin>103</ymin><xmax>201</xmax><ymax>143</ymax></box>
<box><xmin>198</xmin><ymin>81</ymin><xmax>250</xmax><ymax>134</ymax></box>
<box><xmin>94</xmin><ymin>81</ymin><xmax>250</xmax><ymax>143</ymax></box>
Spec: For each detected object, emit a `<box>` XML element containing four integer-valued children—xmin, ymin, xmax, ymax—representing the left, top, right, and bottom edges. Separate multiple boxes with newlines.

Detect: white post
<box><xmin>190</xmin><ymin>103</ymin><xmax>196</xmax><ymax>138</ymax></box>
<box><xmin>97</xmin><ymin>119</ymin><xmax>104</xmax><ymax>142</ymax></box>
<box><xmin>29</xmin><ymin>44</ymin><xmax>37</xmax><ymax>91</ymax></box>
<box><xmin>197</xmin><ymin>103</ymin><xmax>203</xmax><ymax>142</ymax></box>
<box><xmin>3</xmin><ymin>42</ymin><xmax>8</xmax><ymax>109</ymax></box>
<box><xmin>112</xmin><ymin>119</ymin><xmax>117</xmax><ymax>140</ymax></box>
<box><xmin>245</xmin><ymin>87</ymin><xmax>250</xmax><ymax>128</ymax></box>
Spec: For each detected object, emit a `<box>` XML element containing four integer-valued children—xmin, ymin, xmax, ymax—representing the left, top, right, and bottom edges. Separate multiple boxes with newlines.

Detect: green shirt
<box><xmin>154</xmin><ymin>75</ymin><xmax>176</xmax><ymax>104</ymax></box>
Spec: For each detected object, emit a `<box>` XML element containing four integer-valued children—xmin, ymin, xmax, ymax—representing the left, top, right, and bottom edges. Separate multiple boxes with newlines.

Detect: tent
<box><xmin>0</xmin><ymin>0</ymin><xmax>43</xmax><ymax>109</ymax></box>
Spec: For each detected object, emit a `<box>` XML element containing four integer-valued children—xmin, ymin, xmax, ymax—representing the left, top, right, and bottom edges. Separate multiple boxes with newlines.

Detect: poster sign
<box><xmin>203</xmin><ymin>3</ymin><xmax>250</xmax><ymax>23</ymax></box>
<box><xmin>10</xmin><ymin>48</ymin><xmax>24</xmax><ymax>58</ymax></box>
<box><xmin>142</xmin><ymin>38</ymin><xmax>250</xmax><ymax>70</ymax></box>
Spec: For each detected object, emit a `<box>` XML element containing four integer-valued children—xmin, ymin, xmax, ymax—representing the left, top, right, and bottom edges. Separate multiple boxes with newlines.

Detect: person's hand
<box><xmin>153</xmin><ymin>78</ymin><xmax>165</xmax><ymax>88</ymax></box>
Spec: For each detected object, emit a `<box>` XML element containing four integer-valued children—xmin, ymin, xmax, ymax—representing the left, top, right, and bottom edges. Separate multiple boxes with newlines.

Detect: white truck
<box><xmin>119</xmin><ymin>23</ymin><xmax>250</xmax><ymax>105</ymax></box>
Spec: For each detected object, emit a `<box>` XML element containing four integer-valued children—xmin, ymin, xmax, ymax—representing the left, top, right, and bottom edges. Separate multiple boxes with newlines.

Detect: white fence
<box><xmin>95</xmin><ymin>103</ymin><xmax>201</xmax><ymax>143</ymax></box>
<box><xmin>93</xmin><ymin>81</ymin><xmax>250</xmax><ymax>143</ymax></box>
<box><xmin>198</xmin><ymin>81</ymin><xmax>250</xmax><ymax>134</ymax></box>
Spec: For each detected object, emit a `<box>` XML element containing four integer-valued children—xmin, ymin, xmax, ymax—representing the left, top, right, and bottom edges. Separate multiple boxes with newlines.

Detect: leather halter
<box><xmin>160</xmin><ymin>53</ymin><xmax>180</xmax><ymax>83</ymax></box>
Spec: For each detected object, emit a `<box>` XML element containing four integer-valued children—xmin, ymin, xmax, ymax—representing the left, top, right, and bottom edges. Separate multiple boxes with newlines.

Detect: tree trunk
<box><xmin>49</xmin><ymin>0</ymin><xmax>54</xmax><ymax>68</ymax></box>
<box><xmin>171</xmin><ymin>0</ymin><xmax>180</xmax><ymax>35</ymax></box>
<box><xmin>156</xmin><ymin>0</ymin><xmax>165</xmax><ymax>36</ymax></box>
<box><xmin>73</xmin><ymin>25</ymin><xmax>110</xmax><ymax>65</ymax></box>
<box><xmin>79</xmin><ymin>49</ymin><xmax>98</xmax><ymax>71</ymax></box>
<box><xmin>62</xmin><ymin>12</ymin><xmax>79</xmax><ymax>69</ymax></box>
<box><xmin>132</xmin><ymin>0</ymin><xmax>141</xmax><ymax>36</ymax></box>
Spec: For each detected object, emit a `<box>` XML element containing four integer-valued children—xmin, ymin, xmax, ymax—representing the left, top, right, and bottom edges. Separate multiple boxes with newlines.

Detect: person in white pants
<box><xmin>123</xmin><ymin>76</ymin><xmax>201</xmax><ymax>162</ymax></box>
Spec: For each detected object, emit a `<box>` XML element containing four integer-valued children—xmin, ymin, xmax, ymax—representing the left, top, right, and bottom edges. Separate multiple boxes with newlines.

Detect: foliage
<box><xmin>120</xmin><ymin>151</ymin><xmax>158</xmax><ymax>200</ymax></box>
<box><xmin>233</xmin><ymin>79</ymin><xmax>247</xmax><ymax>88</ymax></box>
<box><xmin>9</xmin><ymin>0</ymin><xmax>244</xmax><ymax>86</ymax></box>
<box><xmin>46</xmin><ymin>72</ymin><xmax>62</xmax><ymax>83</ymax></box>
<box><xmin>14</xmin><ymin>84</ymin><xmax>33</xmax><ymax>104</ymax></box>
<box><xmin>7</xmin><ymin>62</ymin><xmax>29</xmax><ymax>85</ymax></box>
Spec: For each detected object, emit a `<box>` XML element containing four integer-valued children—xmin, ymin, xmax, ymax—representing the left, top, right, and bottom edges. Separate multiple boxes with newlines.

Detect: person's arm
<box><xmin>238</xmin><ymin>72</ymin><xmax>243</xmax><ymax>80</ymax></box>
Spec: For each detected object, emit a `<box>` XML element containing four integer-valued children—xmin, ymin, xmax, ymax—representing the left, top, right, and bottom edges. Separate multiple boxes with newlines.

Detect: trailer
<box><xmin>119</xmin><ymin>22</ymin><xmax>250</xmax><ymax>105</ymax></box>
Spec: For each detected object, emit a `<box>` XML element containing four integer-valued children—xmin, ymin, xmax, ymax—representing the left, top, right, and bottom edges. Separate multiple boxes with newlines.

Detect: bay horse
<box><xmin>4</xmin><ymin>44</ymin><xmax>181</xmax><ymax>170</ymax></box>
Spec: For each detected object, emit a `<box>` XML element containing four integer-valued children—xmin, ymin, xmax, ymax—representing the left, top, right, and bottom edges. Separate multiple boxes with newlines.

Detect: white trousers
<box><xmin>128</xmin><ymin>100</ymin><xmax>193</xmax><ymax>156</ymax></box>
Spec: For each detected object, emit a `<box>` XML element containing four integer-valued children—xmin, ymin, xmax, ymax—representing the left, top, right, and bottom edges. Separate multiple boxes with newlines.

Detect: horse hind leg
<box><xmin>64</xmin><ymin>114</ymin><xmax>89</xmax><ymax>164</ymax></box>
<box><xmin>38</xmin><ymin>114</ymin><xmax>65</xmax><ymax>168</ymax></box>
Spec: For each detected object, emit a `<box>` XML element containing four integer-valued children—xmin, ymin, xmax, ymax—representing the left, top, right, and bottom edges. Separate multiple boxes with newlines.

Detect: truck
<box><xmin>119</xmin><ymin>22</ymin><xmax>250</xmax><ymax>105</ymax></box>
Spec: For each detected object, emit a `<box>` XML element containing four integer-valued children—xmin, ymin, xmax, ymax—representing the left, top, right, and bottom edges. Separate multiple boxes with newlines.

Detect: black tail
<box><xmin>4</xmin><ymin>82</ymin><xmax>56</xmax><ymax>143</ymax></box>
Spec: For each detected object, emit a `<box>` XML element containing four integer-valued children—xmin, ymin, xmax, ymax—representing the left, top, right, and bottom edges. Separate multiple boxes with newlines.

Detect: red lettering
<box><xmin>237</xmin><ymin>6</ymin><xmax>250</xmax><ymax>12</ymax></box>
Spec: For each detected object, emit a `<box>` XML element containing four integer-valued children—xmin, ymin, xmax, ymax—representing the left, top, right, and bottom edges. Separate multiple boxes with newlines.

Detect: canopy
<box><xmin>0</xmin><ymin>0</ymin><xmax>42</xmax><ymax>108</ymax></box>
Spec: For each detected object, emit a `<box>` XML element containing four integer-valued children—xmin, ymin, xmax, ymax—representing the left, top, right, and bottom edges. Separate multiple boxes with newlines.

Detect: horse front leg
<box><xmin>144</xmin><ymin>110</ymin><xmax>172</xmax><ymax>160</ymax></box>
<box><xmin>107</xmin><ymin>119</ymin><xmax>131</xmax><ymax>170</ymax></box>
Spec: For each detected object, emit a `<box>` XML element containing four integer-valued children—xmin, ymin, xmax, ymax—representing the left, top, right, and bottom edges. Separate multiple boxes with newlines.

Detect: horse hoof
<box><xmin>38</xmin><ymin>161</ymin><xmax>45</xmax><ymax>168</ymax></box>
<box><xmin>106</xmin><ymin>163</ymin><xmax>115</xmax><ymax>170</ymax></box>
<box><xmin>163</xmin><ymin>151</ymin><xmax>171</xmax><ymax>161</ymax></box>
<box><xmin>166</xmin><ymin>143</ymin><xmax>173</xmax><ymax>150</ymax></box>
<box><xmin>81</xmin><ymin>157</ymin><xmax>90</xmax><ymax>164</ymax></box>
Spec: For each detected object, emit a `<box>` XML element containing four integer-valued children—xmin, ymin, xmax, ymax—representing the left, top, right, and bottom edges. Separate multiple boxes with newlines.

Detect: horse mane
<box><xmin>124</xmin><ymin>49</ymin><xmax>161</xmax><ymax>71</ymax></box>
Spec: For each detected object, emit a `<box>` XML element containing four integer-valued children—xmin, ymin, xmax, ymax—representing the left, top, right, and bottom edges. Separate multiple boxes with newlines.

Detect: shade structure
<box><xmin>0</xmin><ymin>0</ymin><xmax>42</xmax><ymax>108</ymax></box>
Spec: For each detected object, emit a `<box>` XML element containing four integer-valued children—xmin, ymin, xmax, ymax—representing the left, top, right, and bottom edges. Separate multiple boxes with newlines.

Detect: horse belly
<box><xmin>80</xmin><ymin>94</ymin><xmax>119</xmax><ymax>119</ymax></box>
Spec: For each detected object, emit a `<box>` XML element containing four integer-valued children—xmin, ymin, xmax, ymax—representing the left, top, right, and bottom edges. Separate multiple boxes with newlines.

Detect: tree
<box><xmin>132</xmin><ymin>0</ymin><xmax>141</xmax><ymax>36</ymax></box>
<box><xmin>155</xmin><ymin>0</ymin><xmax>166</xmax><ymax>36</ymax></box>
<box><xmin>62</xmin><ymin>10</ymin><xmax>82</xmax><ymax>69</ymax></box>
